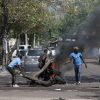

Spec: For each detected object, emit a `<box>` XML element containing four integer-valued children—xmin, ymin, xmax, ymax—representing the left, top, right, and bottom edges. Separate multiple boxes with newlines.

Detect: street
<box><xmin>0</xmin><ymin>59</ymin><xmax>100</xmax><ymax>100</ymax></box>
<box><xmin>0</xmin><ymin>0</ymin><xmax>100</xmax><ymax>99</ymax></box>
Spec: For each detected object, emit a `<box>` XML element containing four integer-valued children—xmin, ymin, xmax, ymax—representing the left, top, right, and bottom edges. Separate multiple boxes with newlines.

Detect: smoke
<box><xmin>78</xmin><ymin>6</ymin><xmax>100</xmax><ymax>46</ymax></box>
<box><xmin>53</xmin><ymin>6</ymin><xmax>100</xmax><ymax>72</ymax></box>
<box><xmin>54</xmin><ymin>42</ymin><xmax>84</xmax><ymax>73</ymax></box>
<box><xmin>87</xmin><ymin>7</ymin><xmax>100</xmax><ymax>35</ymax></box>
<box><xmin>54</xmin><ymin>43</ymin><xmax>72</xmax><ymax>72</ymax></box>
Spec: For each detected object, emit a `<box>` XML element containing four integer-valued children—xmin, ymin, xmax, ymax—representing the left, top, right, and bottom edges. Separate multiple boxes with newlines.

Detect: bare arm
<box><xmin>17</xmin><ymin>65</ymin><xmax>22</xmax><ymax>70</ymax></box>
<box><xmin>80</xmin><ymin>55</ymin><xmax>87</xmax><ymax>68</ymax></box>
<box><xmin>65</xmin><ymin>58</ymin><xmax>71</xmax><ymax>64</ymax></box>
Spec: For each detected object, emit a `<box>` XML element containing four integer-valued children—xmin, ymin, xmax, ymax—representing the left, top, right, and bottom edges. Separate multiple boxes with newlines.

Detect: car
<box><xmin>12</xmin><ymin>45</ymin><xmax>31</xmax><ymax>58</ymax></box>
<box><xmin>19</xmin><ymin>50</ymin><xmax>27</xmax><ymax>57</ymax></box>
<box><xmin>24</xmin><ymin>49</ymin><xmax>44</xmax><ymax>70</ymax></box>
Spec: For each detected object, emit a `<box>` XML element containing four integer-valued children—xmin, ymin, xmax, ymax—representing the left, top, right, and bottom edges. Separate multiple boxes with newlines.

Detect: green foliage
<box><xmin>7</xmin><ymin>0</ymin><xmax>48</xmax><ymax>36</ymax></box>
<box><xmin>58</xmin><ymin>0</ymin><xmax>100</xmax><ymax>36</ymax></box>
<box><xmin>0</xmin><ymin>0</ymin><xmax>50</xmax><ymax>41</ymax></box>
<box><xmin>0</xmin><ymin>0</ymin><xmax>100</xmax><ymax>43</ymax></box>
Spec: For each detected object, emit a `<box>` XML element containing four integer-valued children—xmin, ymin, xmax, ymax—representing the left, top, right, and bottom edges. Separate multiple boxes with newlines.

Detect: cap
<box><xmin>73</xmin><ymin>46</ymin><xmax>79</xmax><ymax>50</ymax></box>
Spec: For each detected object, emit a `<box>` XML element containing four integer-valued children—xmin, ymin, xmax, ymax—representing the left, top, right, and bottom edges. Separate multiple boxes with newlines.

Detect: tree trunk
<box><xmin>21</xmin><ymin>59</ymin><xmax>53</xmax><ymax>86</ymax></box>
<box><xmin>0</xmin><ymin>0</ymin><xmax>8</xmax><ymax>69</ymax></box>
<box><xmin>33</xmin><ymin>33</ymin><xmax>36</xmax><ymax>48</ymax></box>
<box><xmin>37</xmin><ymin>36</ymin><xmax>40</xmax><ymax>47</ymax></box>
<box><xmin>25</xmin><ymin>34</ymin><xmax>28</xmax><ymax>45</ymax></box>
<box><xmin>16</xmin><ymin>35</ymin><xmax>20</xmax><ymax>51</ymax></box>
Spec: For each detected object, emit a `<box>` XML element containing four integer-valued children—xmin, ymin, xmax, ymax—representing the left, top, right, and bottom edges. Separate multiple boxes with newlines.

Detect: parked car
<box><xmin>24</xmin><ymin>49</ymin><xmax>44</xmax><ymax>67</ymax></box>
<box><xmin>12</xmin><ymin>45</ymin><xmax>31</xmax><ymax>58</ymax></box>
<box><xmin>19</xmin><ymin>50</ymin><xmax>27</xmax><ymax>57</ymax></box>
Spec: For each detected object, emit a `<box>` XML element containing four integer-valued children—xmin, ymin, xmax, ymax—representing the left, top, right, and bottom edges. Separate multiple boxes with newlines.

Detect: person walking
<box><xmin>69</xmin><ymin>46</ymin><xmax>87</xmax><ymax>84</ymax></box>
<box><xmin>6</xmin><ymin>52</ymin><xmax>22</xmax><ymax>87</ymax></box>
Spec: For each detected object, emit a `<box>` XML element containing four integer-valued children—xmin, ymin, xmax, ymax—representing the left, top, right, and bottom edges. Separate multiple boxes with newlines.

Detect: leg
<box><xmin>78</xmin><ymin>65</ymin><xmax>82</xmax><ymax>82</ymax></box>
<box><xmin>74</xmin><ymin>67</ymin><xmax>78</xmax><ymax>83</ymax></box>
<box><xmin>11</xmin><ymin>72</ymin><xmax>16</xmax><ymax>86</ymax></box>
<box><xmin>6</xmin><ymin>67</ymin><xmax>16</xmax><ymax>86</ymax></box>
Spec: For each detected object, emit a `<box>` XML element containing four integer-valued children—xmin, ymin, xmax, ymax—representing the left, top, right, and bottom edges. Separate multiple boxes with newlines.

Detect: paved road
<box><xmin>0</xmin><ymin>85</ymin><xmax>99</xmax><ymax>100</ymax></box>
<box><xmin>0</xmin><ymin>59</ymin><xmax>100</xmax><ymax>100</ymax></box>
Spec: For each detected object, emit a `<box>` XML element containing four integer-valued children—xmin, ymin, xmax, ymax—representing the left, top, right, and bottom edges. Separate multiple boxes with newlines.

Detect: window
<box><xmin>27</xmin><ymin>50</ymin><xmax>43</xmax><ymax>56</ymax></box>
<box><xmin>28</xmin><ymin>46</ymin><xmax>31</xmax><ymax>49</ymax></box>
<box><xmin>19</xmin><ymin>51</ymin><xmax>26</xmax><ymax>56</ymax></box>
<box><xmin>19</xmin><ymin>46</ymin><xmax>24</xmax><ymax>49</ymax></box>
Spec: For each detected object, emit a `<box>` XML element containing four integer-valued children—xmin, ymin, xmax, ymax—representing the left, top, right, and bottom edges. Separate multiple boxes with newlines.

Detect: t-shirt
<box><xmin>69</xmin><ymin>52</ymin><xmax>82</xmax><ymax>65</ymax></box>
<box><xmin>8</xmin><ymin>57</ymin><xmax>21</xmax><ymax>68</ymax></box>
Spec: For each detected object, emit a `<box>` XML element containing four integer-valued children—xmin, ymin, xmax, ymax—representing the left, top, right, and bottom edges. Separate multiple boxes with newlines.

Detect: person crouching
<box><xmin>6</xmin><ymin>53</ymin><xmax>22</xmax><ymax>87</ymax></box>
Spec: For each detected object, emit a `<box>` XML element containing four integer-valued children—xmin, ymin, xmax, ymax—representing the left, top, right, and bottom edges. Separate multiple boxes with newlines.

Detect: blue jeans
<box><xmin>74</xmin><ymin>65</ymin><xmax>82</xmax><ymax>82</ymax></box>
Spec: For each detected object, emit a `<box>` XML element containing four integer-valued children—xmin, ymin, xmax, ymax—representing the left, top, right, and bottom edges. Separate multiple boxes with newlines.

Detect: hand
<box><xmin>15</xmin><ymin>69</ymin><xmax>21</xmax><ymax>74</ymax></box>
<box><xmin>85</xmin><ymin>64</ymin><xmax>87</xmax><ymax>69</ymax></box>
<box><xmin>65</xmin><ymin>60</ymin><xmax>71</xmax><ymax>64</ymax></box>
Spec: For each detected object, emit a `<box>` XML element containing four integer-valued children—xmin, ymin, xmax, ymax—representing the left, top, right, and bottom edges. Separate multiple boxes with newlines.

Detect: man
<box><xmin>38</xmin><ymin>48</ymin><xmax>50</xmax><ymax>81</ymax></box>
<box><xmin>69</xmin><ymin>46</ymin><xmax>87</xmax><ymax>84</ymax></box>
<box><xmin>6</xmin><ymin>52</ymin><xmax>22</xmax><ymax>87</ymax></box>
<box><xmin>38</xmin><ymin>48</ymin><xmax>48</xmax><ymax>69</ymax></box>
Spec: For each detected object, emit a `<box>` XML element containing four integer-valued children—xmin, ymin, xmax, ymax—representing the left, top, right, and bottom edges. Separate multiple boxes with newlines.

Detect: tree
<box><xmin>57</xmin><ymin>0</ymin><xmax>100</xmax><ymax>37</ymax></box>
<box><xmin>0</xmin><ymin>0</ymin><xmax>8</xmax><ymax>67</ymax></box>
<box><xmin>0</xmin><ymin>0</ymin><xmax>50</xmax><ymax>48</ymax></box>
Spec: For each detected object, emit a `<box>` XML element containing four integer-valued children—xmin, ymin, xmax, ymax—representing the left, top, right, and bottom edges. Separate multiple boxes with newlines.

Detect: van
<box><xmin>12</xmin><ymin>45</ymin><xmax>32</xmax><ymax>58</ymax></box>
<box><xmin>18</xmin><ymin>45</ymin><xmax>32</xmax><ymax>51</ymax></box>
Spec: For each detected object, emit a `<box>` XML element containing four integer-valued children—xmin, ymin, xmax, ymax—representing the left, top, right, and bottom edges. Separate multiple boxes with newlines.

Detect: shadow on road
<box><xmin>65</xmin><ymin>76</ymin><xmax>100</xmax><ymax>84</ymax></box>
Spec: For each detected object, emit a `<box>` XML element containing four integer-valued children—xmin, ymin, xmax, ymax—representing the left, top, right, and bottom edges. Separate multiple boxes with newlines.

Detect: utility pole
<box><xmin>0</xmin><ymin>0</ymin><xmax>8</xmax><ymax>70</ymax></box>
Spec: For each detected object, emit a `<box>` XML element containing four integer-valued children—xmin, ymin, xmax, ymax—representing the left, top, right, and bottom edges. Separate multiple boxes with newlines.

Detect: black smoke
<box><xmin>77</xmin><ymin>6</ymin><xmax>100</xmax><ymax>46</ymax></box>
<box><xmin>53</xmin><ymin>6</ymin><xmax>100</xmax><ymax>72</ymax></box>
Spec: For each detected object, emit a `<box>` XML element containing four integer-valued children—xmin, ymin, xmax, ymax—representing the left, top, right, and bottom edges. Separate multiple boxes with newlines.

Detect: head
<box><xmin>73</xmin><ymin>46</ymin><xmax>79</xmax><ymax>54</ymax></box>
<box><xmin>44</xmin><ymin>48</ymin><xmax>48</xmax><ymax>54</ymax></box>
<box><xmin>17</xmin><ymin>52</ymin><xmax>22</xmax><ymax>59</ymax></box>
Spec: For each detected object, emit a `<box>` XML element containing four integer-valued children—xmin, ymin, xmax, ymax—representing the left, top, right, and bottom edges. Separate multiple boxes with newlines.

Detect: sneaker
<box><xmin>20</xmin><ymin>74</ymin><xmax>23</xmax><ymax>76</ymax></box>
<box><xmin>77</xmin><ymin>81</ymin><xmax>81</xmax><ymax>85</ymax></box>
<box><xmin>75</xmin><ymin>81</ymin><xmax>81</xmax><ymax>85</ymax></box>
<box><xmin>12</xmin><ymin>84</ymin><xmax>19</xmax><ymax>87</ymax></box>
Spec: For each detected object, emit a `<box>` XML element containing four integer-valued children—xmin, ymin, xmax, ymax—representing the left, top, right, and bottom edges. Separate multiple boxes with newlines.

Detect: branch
<box><xmin>21</xmin><ymin>59</ymin><xmax>53</xmax><ymax>86</ymax></box>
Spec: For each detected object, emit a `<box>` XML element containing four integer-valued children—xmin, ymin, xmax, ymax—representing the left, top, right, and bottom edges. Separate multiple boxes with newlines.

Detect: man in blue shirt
<box><xmin>6</xmin><ymin>53</ymin><xmax>22</xmax><ymax>87</ymax></box>
<box><xmin>69</xmin><ymin>46</ymin><xmax>87</xmax><ymax>84</ymax></box>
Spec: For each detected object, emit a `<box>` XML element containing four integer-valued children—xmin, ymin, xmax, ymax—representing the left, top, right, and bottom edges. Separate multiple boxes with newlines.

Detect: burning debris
<box><xmin>19</xmin><ymin>57</ymin><xmax>66</xmax><ymax>86</ymax></box>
